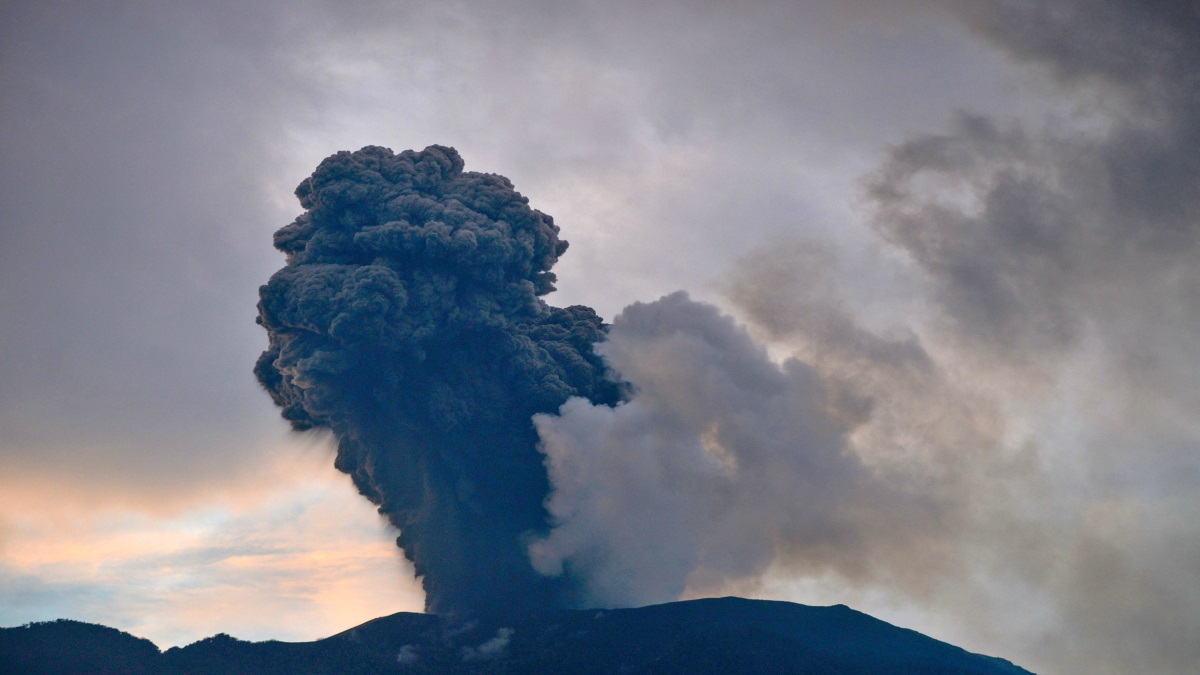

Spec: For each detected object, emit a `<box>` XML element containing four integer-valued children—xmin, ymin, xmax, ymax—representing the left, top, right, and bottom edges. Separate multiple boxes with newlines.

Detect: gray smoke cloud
<box><xmin>855</xmin><ymin>3</ymin><xmax>1200</xmax><ymax>671</ymax></box>
<box><xmin>255</xmin><ymin>145</ymin><xmax>622</xmax><ymax>616</ymax></box>
<box><xmin>529</xmin><ymin>292</ymin><xmax>951</xmax><ymax>608</ymax></box>
<box><xmin>878</xmin><ymin>0</ymin><xmax>1200</xmax><ymax>369</ymax></box>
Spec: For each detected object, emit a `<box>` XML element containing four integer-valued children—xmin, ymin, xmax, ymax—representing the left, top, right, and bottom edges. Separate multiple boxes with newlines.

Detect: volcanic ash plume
<box><xmin>255</xmin><ymin>145</ymin><xmax>622</xmax><ymax>615</ymax></box>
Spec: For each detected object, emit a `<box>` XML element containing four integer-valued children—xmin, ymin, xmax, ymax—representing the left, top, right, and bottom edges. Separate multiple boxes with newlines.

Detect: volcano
<box><xmin>1</xmin><ymin>597</ymin><xmax>1030</xmax><ymax>674</ymax></box>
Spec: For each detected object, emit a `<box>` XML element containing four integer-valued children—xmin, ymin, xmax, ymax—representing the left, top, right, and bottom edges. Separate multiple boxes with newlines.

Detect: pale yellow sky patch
<box><xmin>0</xmin><ymin>435</ymin><xmax>424</xmax><ymax>647</ymax></box>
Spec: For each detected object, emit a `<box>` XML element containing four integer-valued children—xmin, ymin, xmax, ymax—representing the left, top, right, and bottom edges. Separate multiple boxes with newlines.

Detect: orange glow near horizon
<box><xmin>0</xmin><ymin>440</ymin><xmax>425</xmax><ymax>648</ymax></box>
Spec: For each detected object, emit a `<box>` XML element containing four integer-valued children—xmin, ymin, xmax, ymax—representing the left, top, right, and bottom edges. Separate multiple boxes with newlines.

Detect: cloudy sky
<box><xmin>2</xmin><ymin>1</ymin><xmax>1198</xmax><ymax>673</ymax></box>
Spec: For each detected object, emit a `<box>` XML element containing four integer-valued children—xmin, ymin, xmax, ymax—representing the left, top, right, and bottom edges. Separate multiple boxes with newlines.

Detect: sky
<box><xmin>1</xmin><ymin>1</ymin><xmax>1197</xmax><ymax>673</ymax></box>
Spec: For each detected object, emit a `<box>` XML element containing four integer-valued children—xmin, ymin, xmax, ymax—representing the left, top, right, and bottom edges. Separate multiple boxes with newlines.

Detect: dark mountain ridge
<box><xmin>0</xmin><ymin>597</ymin><xmax>1032</xmax><ymax>674</ymax></box>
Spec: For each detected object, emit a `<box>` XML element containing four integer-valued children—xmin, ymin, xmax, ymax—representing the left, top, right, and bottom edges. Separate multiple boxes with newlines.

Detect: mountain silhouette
<box><xmin>1</xmin><ymin>597</ymin><xmax>1031</xmax><ymax>674</ymax></box>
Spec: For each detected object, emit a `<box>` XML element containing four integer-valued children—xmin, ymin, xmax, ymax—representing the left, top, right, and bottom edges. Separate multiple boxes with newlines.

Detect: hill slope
<box><xmin>1</xmin><ymin>597</ymin><xmax>1031</xmax><ymax>674</ymax></box>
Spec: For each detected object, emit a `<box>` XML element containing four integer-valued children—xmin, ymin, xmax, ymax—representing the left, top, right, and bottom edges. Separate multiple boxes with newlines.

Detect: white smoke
<box><xmin>530</xmin><ymin>292</ymin><xmax>944</xmax><ymax>607</ymax></box>
<box><xmin>460</xmin><ymin>627</ymin><xmax>513</xmax><ymax>662</ymax></box>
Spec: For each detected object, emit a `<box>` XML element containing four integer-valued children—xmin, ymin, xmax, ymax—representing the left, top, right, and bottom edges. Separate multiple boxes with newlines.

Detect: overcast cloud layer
<box><xmin>2</xmin><ymin>2</ymin><xmax>1197</xmax><ymax>673</ymax></box>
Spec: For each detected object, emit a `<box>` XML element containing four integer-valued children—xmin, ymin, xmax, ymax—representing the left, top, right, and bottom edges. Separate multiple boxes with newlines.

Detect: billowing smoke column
<box><xmin>255</xmin><ymin>145</ymin><xmax>622</xmax><ymax>616</ymax></box>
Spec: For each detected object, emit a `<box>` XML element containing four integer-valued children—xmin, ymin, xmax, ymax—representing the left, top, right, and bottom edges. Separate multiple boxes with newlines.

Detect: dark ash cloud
<box><xmin>255</xmin><ymin>145</ymin><xmax>622</xmax><ymax>616</ymax></box>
